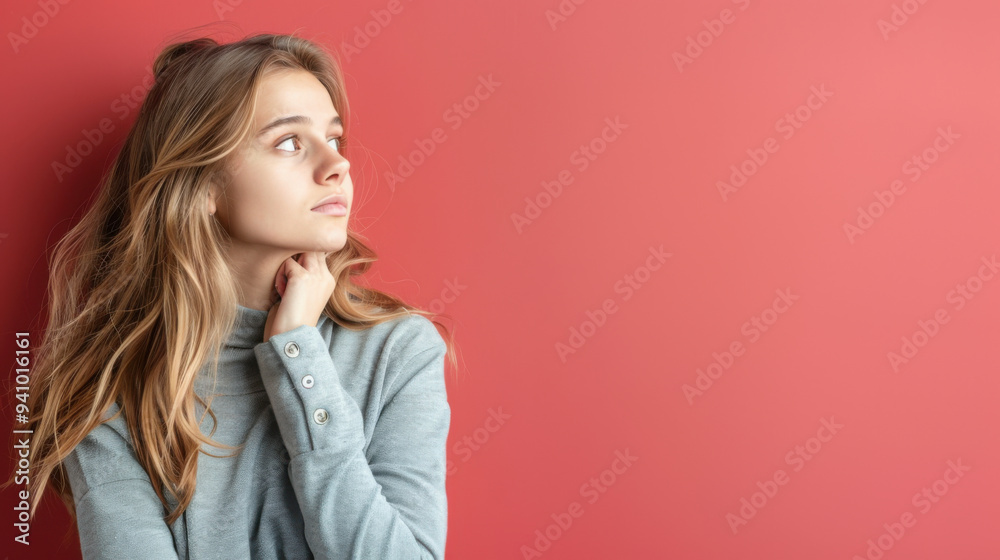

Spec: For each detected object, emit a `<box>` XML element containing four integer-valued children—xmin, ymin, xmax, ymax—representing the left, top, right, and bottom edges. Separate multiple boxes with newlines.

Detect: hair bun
<box><xmin>153</xmin><ymin>38</ymin><xmax>219</xmax><ymax>82</ymax></box>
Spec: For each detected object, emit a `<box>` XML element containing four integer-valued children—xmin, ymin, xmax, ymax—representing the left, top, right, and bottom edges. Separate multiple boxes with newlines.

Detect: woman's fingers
<box><xmin>301</xmin><ymin>251</ymin><xmax>321</xmax><ymax>271</ymax></box>
<box><xmin>266</xmin><ymin>251</ymin><xmax>336</xmax><ymax>338</ymax></box>
<box><xmin>287</xmin><ymin>251</ymin><xmax>325</xmax><ymax>272</ymax></box>
<box><xmin>275</xmin><ymin>259</ymin><xmax>289</xmax><ymax>297</ymax></box>
<box><xmin>275</xmin><ymin>252</ymin><xmax>329</xmax><ymax>293</ymax></box>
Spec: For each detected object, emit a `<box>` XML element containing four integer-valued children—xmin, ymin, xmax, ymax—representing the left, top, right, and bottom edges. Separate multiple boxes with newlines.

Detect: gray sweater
<box><xmin>63</xmin><ymin>304</ymin><xmax>451</xmax><ymax>559</ymax></box>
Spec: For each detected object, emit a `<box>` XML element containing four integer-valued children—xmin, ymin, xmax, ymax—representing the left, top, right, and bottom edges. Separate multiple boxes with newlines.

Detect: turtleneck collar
<box><xmin>227</xmin><ymin>304</ymin><xmax>271</xmax><ymax>349</ymax></box>
<box><xmin>194</xmin><ymin>305</ymin><xmax>333</xmax><ymax>396</ymax></box>
<box><xmin>193</xmin><ymin>305</ymin><xmax>270</xmax><ymax>396</ymax></box>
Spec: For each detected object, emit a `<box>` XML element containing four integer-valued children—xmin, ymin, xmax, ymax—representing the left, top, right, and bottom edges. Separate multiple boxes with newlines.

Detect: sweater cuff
<box><xmin>253</xmin><ymin>324</ymin><xmax>365</xmax><ymax>458</ymax></box>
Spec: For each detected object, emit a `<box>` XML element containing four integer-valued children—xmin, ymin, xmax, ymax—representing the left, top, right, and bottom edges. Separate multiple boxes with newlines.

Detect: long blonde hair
<box><xmin>2</xmin><ymin>32</ymin><xmax>458</xmax><ymax>527</ymax></box>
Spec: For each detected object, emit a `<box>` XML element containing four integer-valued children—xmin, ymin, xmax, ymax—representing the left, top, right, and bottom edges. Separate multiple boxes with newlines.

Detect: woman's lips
<box><xmin>311</xmin><ymin>203</ymin><xmax>348</xmax><ymax>216</ymax></box>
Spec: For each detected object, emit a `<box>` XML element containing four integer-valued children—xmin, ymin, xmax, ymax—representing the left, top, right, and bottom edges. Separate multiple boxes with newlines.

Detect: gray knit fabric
<box><xmin>63</xmin><ymin>304</ymin><xmax>450</xmax><ymax>559</ymax></box>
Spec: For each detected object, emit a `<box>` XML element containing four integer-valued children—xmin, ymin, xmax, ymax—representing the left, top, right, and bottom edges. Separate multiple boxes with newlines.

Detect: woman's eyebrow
<box><xmin>256</xmin><ymin>115</ymin><xmax>342</xmax><ymax>136</ymax></box>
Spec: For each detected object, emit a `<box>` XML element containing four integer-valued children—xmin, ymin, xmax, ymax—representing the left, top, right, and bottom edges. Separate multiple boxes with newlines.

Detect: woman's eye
<box><xmin>276</xmin><ymin>136</ymin><xmax>343</xmax><ymax>153</ymax></box>
<box><xmin>276</xmin><ymin>137</ymin><xmax>299</xmax><ymax>152</ymax></box>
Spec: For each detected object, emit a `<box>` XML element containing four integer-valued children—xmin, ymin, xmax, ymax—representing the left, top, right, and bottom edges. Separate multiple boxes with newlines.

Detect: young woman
<box><xmin>6</xmin><ymin>32</ymin><xmax>457</xmax><ymax>559</ymax></box>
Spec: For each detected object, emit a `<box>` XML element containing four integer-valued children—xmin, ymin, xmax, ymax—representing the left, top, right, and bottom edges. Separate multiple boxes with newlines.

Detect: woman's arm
<box><xmin>254</xmin><ymin>316</ymin><xmax>450</xmax><ymax>560</ymax></box>
<box><xmin>63</xmin><ymin>409</ymin><xmax>181</xmax><ymax>560</ymax></box>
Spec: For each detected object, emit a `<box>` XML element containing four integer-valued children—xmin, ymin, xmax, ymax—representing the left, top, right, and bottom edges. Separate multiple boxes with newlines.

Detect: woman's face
<box><xmin>211</xmin><ymin>68</ymin><xmax>352</xmax><ymax>257</ymax></box>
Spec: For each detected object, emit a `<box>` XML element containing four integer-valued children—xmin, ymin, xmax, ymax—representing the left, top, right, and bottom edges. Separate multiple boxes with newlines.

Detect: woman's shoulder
<box><xmin>72</xmin><ymin>402</ymin><xmax>134</xmax><ymax>452</ymax></box>
<box><xmin>321</xmin><ymin>309</ymin><xmax>445</xmax><ymax>354</ymax></box>
<box><xmin>375</xmin><ymin>310</ymin><xmax>446</xmax><ymax>351</ymax></box>
<box><xmin>63</xmin><ymin>401</ymin><xmax>145</xmax><ymax>502</ymax></box>
<box><xmin>318</xmin><ymin>310</ymin><xmax>447</xmax><ymax>385</ymax></box>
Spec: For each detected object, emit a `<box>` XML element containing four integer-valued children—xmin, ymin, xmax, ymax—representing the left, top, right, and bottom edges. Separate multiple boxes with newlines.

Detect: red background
<box><xmin>3</xmin><ymin>0</ymin><xmax>1000</xmax><ymax>558</ymax></box>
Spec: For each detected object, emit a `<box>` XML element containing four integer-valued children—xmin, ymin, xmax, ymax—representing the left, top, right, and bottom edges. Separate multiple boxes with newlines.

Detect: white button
<box><xmin>301</xmin><ymin>375</ymin><xmax>314</xmax><ymax>389</ymax></box>
<box><xmin>313</xmin><ymin>408</ymin><xmax>329</xmax><ymax>424</ymax></box>
<box><xmin>284</xmin><ymin>341</ymin><xmax>300</xmax><ymax>358</ymax></box>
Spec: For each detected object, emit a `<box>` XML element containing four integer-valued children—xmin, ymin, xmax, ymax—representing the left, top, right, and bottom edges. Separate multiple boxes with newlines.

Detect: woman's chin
<box><xmin>317</xmin><ymin>236</ymin><xmax>349</xmax><ymax>254</ymax></box>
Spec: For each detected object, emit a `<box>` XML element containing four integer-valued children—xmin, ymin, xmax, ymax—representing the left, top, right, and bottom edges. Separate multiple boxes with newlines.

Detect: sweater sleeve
<box><xmin>253</xmin><ymin>316</ymin><xmax>450</xmax><ymax>560</ymax></box>
<box><xmin>63</xmin><ymin>407</ymin><xmax>181</xmax><ymax>560</ymax></box>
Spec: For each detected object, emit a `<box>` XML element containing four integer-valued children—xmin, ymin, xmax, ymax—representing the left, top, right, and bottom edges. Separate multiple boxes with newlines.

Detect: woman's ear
<box><xmin>207</xmin><ymin>183</ymin><xmax>219</xmax><ymax>216</ymax></box>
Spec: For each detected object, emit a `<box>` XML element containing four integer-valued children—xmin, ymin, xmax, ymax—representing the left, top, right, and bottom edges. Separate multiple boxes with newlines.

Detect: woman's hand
<box><xmin>263</xmin><ymin>251</ymin><xmax>336</xmax><ymax>341</ymax></box>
